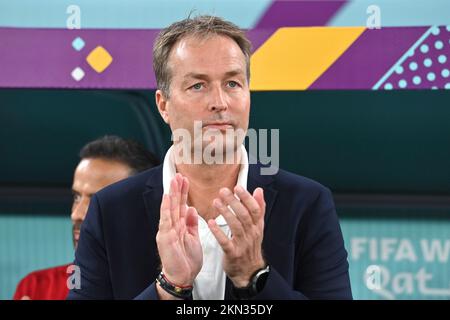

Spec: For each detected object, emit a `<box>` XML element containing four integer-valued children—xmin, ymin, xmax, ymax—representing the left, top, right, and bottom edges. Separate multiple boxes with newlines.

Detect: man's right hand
<box><xmin>155</xmin><ymin>173</ymin><xmax>203</xmax><ymax>299</ymax></box>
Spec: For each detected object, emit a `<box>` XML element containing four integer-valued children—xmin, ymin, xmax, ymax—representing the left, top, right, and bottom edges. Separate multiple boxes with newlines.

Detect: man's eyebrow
<box><xmin>183</xmin><ymin>73</ymin><xmax>210</xmax><ymax>81</ymax></box>
<box><xmin>183</xmin><ymin>70</ymin><xmax>245</xmax><ymax>81</ymax></box>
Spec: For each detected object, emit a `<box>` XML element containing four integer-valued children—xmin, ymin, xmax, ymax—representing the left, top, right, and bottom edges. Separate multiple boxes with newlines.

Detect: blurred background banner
<box><xmin>342</xmin><ymin>213</ymin><xmax>450</xmax><ymax>300</ymax></box>
<box><xmin>2</xmin><ymin>25</ymin><xmax>448</xmax><ymax>91</ymax></box>
<box><xmin>0</xmin><ymin>0</ymin><xmax>449</xmax><ymax>299</ymax></box>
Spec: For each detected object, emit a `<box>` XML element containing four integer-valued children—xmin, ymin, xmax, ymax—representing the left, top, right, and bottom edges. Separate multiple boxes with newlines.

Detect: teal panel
<box><xmin>0</xmin><ymin>214</ymin><xmax>73</xmax><ymax>300</ymax></box>
<box><xmin>2</xmin><ymin>213</ymin><xmax>448</xmax><ymax>300</ymax></box>
<box><xmin>330</xmin><ymin>0</ymin><xmax>450</xmax><ymax>27</ymax></box>
<box><xmin>1</xmin><ymin>0</ymin><xmax>449</xmax><ymax>29</ymax></box>
<box><xmin>0</xmin><ymin>0</ymin><xmax>272</xmax><ymax>29</ymax></box>
<box><xmin>2</xmin><ymin>89</ymin><xmax>450</xmax><ymax>194</ymax></box>
<box><xmin>249</xmin><ymin>90</ymin><xmax>450</xmax><ymax>194</ymax></box>
<box><xmin>341</xmin><ymin>215</ymin><xmax>450</xmax><ymax>300</ymax></box>
<box><xmin>0</xmin><ymin>89</ymin><xmax>169</xmax><ymax>188</ymax></box>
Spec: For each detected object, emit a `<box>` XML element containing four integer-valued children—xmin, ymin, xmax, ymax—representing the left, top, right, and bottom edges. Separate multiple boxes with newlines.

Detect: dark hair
<box><xmin>79</xmin><ymin>135</ymin><xmax>160</xmax><ymax>174</ymax></box>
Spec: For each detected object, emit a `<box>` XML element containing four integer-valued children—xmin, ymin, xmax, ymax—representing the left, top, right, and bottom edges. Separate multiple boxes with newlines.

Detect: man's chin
<box><xmin>199</xmin><ymin>143</ymin><xmax>241</xmax><ymax>164</ymax></box>
<box><xmin>73</xmin><ymin>233</ymin><xmax>79</xmax><ymax>249</ymax></box>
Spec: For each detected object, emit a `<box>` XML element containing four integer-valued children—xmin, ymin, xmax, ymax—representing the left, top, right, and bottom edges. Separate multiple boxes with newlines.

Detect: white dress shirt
<box><xmin>162</xmin><ymin>144</ymin><xmax>249</xmax><ymax>300</ymax></box>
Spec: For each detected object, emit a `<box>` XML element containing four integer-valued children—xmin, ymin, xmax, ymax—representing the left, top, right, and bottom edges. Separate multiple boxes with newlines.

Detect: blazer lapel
<box><xmin>142</xmin><ymin>165</ymin><xmax>164</xmax><ymax>260</ymax></box>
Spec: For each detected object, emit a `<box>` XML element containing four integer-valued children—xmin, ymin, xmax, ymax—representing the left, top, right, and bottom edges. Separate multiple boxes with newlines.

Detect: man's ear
<box><xmin>155</xmin><ymin>89</ymin><xmax>170</xmax><ymax>124</ymax></box>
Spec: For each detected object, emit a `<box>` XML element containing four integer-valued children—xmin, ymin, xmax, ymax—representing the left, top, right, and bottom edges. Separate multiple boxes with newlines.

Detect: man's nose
<box><xmin>71</xmin><ymin>200</ymin><xmax>88</xmax><ymax>223</ymax></box>
<box><xmin>208</xmin><ymin>86</ymin><xmax>228</xmax><ymax>112</ymax></box>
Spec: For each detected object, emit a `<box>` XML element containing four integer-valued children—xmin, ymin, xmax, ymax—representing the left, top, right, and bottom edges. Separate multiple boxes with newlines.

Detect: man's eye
<box><xmin>191</xmin><ymin>83</ymin><xmax>203</xmax><ymax>90</ymax></box>
<box><xmin>227</xmin><ymin>81</ymin><xmax>239</xmax><ymax>88</ymax></box>
<box><xmin>73</xmin><ymin>194</ymin><xmax>81</xmax><ymax>203</ymax></box>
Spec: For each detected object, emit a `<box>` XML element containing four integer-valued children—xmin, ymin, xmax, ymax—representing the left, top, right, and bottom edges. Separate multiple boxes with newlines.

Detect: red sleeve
<box><xmin>13</xmin><ymin>273</ymin><xmax>37</xmax><ymax>300</ymax></box>
<box><xmin>13</xmin><ymin>265</ymin><xmax>70</xmax><ymax>300</ymax></box>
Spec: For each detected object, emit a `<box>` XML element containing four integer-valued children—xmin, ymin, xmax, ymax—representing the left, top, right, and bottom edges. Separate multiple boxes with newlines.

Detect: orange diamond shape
<box><xmin>86</xmin><ymin>46</ymin><xmax>113</xmax><ymax>73</ymax></box>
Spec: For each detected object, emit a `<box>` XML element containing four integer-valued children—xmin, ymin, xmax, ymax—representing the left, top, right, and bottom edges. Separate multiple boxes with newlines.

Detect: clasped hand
<box><xmin>156</xmin><ymin>173</ymin><xmax>266</xmax><ymax>289</ymax></box>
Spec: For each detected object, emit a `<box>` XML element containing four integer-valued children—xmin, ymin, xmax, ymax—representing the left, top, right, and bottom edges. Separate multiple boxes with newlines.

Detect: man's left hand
<box><xmin>208</xmin><ymin>186</ymin><xmax>266</xmax><ymax>288</ymax></box>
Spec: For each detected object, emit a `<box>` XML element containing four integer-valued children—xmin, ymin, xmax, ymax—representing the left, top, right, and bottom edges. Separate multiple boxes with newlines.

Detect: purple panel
<box><xmin>255</xmin><ymin>0</ymin><xmax>347</xmax><ymax>28</ymax></box>
<box><xmin>0</xmin><ymin>28</ymin><xmax>159</xmax><ymax>89</ymax></box>
<box><xmin>246</xmin><ymin>28</ymin><xmax>277</xmax><ymax>52</ymax></box>
<box><xmin>379</xmin><ymin>26</ymin><xmax>450</xmax><ymax>90</ymax></box>
<box><xmin>2</xmin><ymin>26</ymin><xmax>444</xmax><ymax>90</ymax></box>
<box><xmin>310</xmin><ymin>27</ymin><xmax>429</xmax><ymax>90</ymax></box>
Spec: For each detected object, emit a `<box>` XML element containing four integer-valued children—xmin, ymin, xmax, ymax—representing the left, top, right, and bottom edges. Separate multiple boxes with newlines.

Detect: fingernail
<box><xmin>235</xmin><ymin>186</ymin><xmax>244</xmax><ymax>194</ymax></box>
<box><xmin>213</xmin><ymin>199</ymin><xmax>223</xmax><ymax>208</ymax></box>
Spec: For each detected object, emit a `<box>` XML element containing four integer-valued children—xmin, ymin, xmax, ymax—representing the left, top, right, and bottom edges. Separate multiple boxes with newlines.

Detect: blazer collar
<box><xmin>142</xmin><ymin>165</ymin><xmax>164</xmax><ymax>244</ymax></box>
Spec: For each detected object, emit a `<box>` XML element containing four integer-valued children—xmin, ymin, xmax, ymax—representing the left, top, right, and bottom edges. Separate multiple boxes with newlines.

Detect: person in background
<box><xmin>13</xmin><ymin>135</ymin><xmax>159</xmax><ymax>300</ymax></box>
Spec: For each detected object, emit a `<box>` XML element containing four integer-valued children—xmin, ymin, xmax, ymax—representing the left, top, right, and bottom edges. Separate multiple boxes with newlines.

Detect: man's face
<box><xmin>156</xmin><ymin>35</ymin><xmax>251</xmax><ymax>158</ymax></box>
<box><xmin>71</xmin><ymin>158</ymin><xmax>131</xmax><ymax>249</ymax></box>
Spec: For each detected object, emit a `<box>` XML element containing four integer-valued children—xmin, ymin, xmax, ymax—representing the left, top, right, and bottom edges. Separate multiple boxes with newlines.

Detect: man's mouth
<box><xmin>73</xmin><ymin>230</ymin><xmax>80</xmax><ymax>241</ymax></box>
<box><xmin>202</xmin><ymin>122</ymin><xmax>234</xmax><ymax>130</ymax></box>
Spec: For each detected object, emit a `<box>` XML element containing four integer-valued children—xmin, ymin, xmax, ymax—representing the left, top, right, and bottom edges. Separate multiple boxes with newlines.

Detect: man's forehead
<box><xmin>73</xmin><ymin>159</ymin><xmax>130</xmax><ymax>187</ymax></box>
<box><xmin>169</xmin><ymin>34</ymin><xmax>246</xmax><ymax>68</ymax></box>
<box><xmin>167</xmin><ymin>38</ymin><xmax>245</xmax><ymax>85</ymax></box>
<box><xmin>173</xmin><ymin>34</ymin><xmax>240</xmax><ymax>52</ymax></box>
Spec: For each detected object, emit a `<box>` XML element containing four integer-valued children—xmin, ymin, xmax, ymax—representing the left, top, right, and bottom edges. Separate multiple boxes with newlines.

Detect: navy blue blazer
<box><xmin>67</xmin><ymin>163</ymin><xmax>352</xmax><ymax>300</ymax></box>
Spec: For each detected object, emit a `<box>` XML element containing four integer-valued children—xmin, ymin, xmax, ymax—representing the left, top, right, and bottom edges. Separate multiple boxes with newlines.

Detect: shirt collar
<box><xmin>162</xmin><ymin>144</ymin><xmax>249</xmax><ymax>226</ymax></box>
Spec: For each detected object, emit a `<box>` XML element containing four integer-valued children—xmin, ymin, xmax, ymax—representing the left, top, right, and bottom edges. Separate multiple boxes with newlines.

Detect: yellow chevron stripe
<box><xmin>250</xmin><ymin>27</ymin><xmax>366</xmax><ymax>90</ymax></box>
